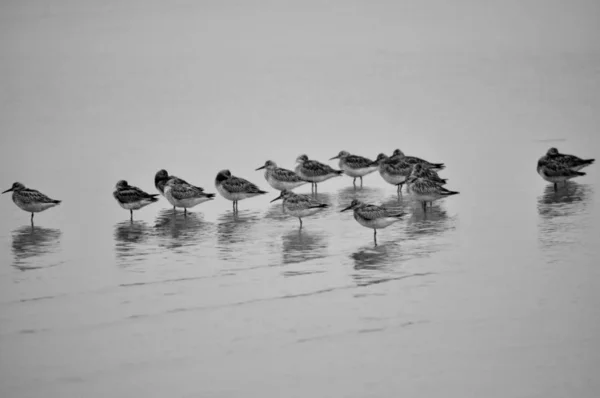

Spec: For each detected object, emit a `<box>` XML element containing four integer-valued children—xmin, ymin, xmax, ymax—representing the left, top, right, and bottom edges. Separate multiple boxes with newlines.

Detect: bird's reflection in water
<box><xmin>217</xmin><ymin>210</ymin><xmax>261</xmax><ymax>261</ymax></box>
<box><xmin>537</xmin><ymin>183</ymin><xmax>592</xmax><ymax>252</ymax></box>
<box><xmin>337</xmin><ymin>186</ymin><xmax>384</xmax><ymax>208</ymax></box>
<box><xmin>351</xmin><ymin>241</ymin><xmax>435</xmax><ymax>288</ymax></box>
<box><xmin>405</xmin><ymin>206</ymin><xmax>455</xmax><ymax>239</ymax></box>
<box><xmin>262</xmin><ymin>201</ymin><xmax>289</xmax><ymax>222</ymax></box>
<box><xmin>281</xmin><ymin>228</ymin><xmax>328</xmax><ymax>265</ymax></box>
<box><xmin>537</xmin><ymin>182</ymin><xmax>590</xmax><ymax>217</ymax></box>
<box><xmin>11</xmin><ymin>225</ymin><xmax>62</xmax><ymax>271</ymax></box>
<box><xmin>154</xmin><ymin>209</ymin><xmax>213</xmax><ymax>251</ymax></box>
<box><xmin>351</xmin><ymin>242</ymin><xmax>407</xmax><ymax>287</ymax></box>
<box><xmin>113</xmin><ymin>220</ymin><xmax>153</xmax><ymax>266</ymax></box>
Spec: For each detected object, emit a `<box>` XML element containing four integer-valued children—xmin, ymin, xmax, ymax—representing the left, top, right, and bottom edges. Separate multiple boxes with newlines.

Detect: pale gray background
<box><xmin>1</xmin><ymin>1</ymin><xmax>599</xmax><ymax>397</ymax></box>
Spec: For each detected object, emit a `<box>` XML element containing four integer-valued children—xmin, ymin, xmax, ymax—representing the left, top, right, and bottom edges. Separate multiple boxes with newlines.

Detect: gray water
<box><xmin>1</xmin><ymin>1</ymin><xmax>600</xmax><ymax>397</ymax></box>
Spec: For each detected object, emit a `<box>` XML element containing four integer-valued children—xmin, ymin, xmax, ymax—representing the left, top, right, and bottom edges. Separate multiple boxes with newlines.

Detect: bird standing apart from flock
<box><xmin>537</xmin><ymin>147</ymin><xmax>594</xmax><ymax>191</ymax></box>
<box><xmin>330</xmin><ymin>150</ymin><xmax>378</xmax><ymax>188</ymax></box>
<box><xmin>295</xmin><ymin>154</ymin><xmax>343</xmax><ymax>194</ymax></box>
<box><xmin>2</xmin><ymin>182</ymin><xmax>61</xmax><ymax>225</ymax></box>
<box><xmin>341</xmin><ymin>199</ymin><xmax>405</xmax><ymax>245</ymax></box>
<box><xmin>215</xmin><ymin>170</ymin><xmax>267</xmax><ymax>213</ymax></box>
<box><xmin>256</xmin><ymin>160</ymin><xmax>310</xmax><ymax>191</ymax></box>
<box><xmin>113</xmin><ymin>180</ymin><xmax>159</xmax><ymax>221</ymax></box>
<box><xmin>270</xmin><ymin>189</ymin><xmax>328</xmax><ymax>228</ymax></box>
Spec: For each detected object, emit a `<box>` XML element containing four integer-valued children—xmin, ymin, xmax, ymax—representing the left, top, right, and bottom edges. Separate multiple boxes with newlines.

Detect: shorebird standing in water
<box><xmin>329</xmin><ymin>150</ymin><xmax>378</xmax><ymax>188</ymax></box>
<box><xmin>256</xmin><ymin>160</ymin><xmax>310</xmax><ymax>191</ymax></box>
<box><xmin>370</xmin><ymin>153</ymin><xmax>413</xmax><ymax>195</ymax></box>
<box><xmin>2</xmin><ymin>182</ymin><xmax>61</xmax><ymax>225</ymax></box>
<box><xmin>340</xmin><ymin>199</ymin><xmax>405</xmax><ymax>245</ymax></box>
<box><xmin>537</xmin><ymin>147</ymin><xmax>593</xmax><ymax>191</ymax></box>
<box><xmin>215</xmin><ymin>170</ymin><xmax>267</xmax><ymax>212</ymax></box>
<box><xmin>407</xmin><ymin>171</ymin><xmax>459</xmax><ymax>212</ymax></box>
<box><xmin>113</xmin><ymin>180</ymin><xmax>159</xmax><ymax>221</ymax></box>
<box><xmin>164</xmin><ymin>178</ymin><xmax>215</xmax><ymax>216</ymax></box>
<box><xmin>295</xmin><ymin>154</ymin><xmax>343</xmax><ymax>194</ymax></box>
<box><xmin>390</xmin><ymin>148</ymin><xmax>445</xmax><ymax>171</ymax></box>
<box><xmin>270</xmin><ymin>189</ymin><xmax>328</xmax><ymax>228</ymax></box>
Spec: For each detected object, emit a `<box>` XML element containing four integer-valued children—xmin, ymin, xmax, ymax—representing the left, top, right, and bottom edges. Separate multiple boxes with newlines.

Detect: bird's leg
<box><xmin>233</xmin><ymin>201</ymin><xmax>236</xmax><ymax>212</ymax></box>
<box><xmin>184</xmin><ymin>208</ymin><xmax>187</xmax><ymax>217</ymax></box>
<box><xmin>31</xmin><ymin>213</ymin><xmax>34</xmax><ymax>226</ymax></box>
<box><xmin>315</xmin><ymin>183</ymin><xmax>318</xmax><ymax>195</ymax></box>
<box><xmin>130</xmin><ymin>209</ymin><xmax>133</xmax><ymax>221</ymax></box>
<box><xmin>422</xmin><ymin>201</ymin><xmax>427</xmax><ymax>212</ymax></box>
<box><xmin>360</xmin><ymin>176</ymin><xmax>363</xmax><ymax>187</ymax></box>
<box><xmin>353</xmin><ymin>178</ymin><xmax>356</xmax><ymax>189</ymax></box>
<box><xmin>554</xmin><ymin>183</ymin><xmax>557</xmax><ymax>192</ymax></box>
<box><xmin>299</xmin><ymin>218</ymin><xmax>303</xmax><ymax>229</ymax></box>
<box><xmin>374</xmin><ymin>229</ymin><xmax>377</xmax><ymax>246</ymax></box>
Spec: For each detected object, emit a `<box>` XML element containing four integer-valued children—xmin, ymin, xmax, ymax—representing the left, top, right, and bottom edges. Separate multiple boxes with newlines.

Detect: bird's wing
<box><xmin>169</xmin><ymin>183</ymin><xmax>207</xmax><ymax>200</ymax></box>
<box><xmin>223</xmin><ymin>176</ymin><xmax>265</xmax><ymax>194</ymax></box>
<box><xmin>19</xmin><ymin>188</ymin><xmax>58</xmax><ymax>204</ymax></box>
<box><xmin>344</xmin><ymin>155</ymin><xmax>374</xmax><ymax>169</ymax></box>
<box><xmin>272</xmin><ymin>167</ymin><xmax>306</xmax><ymax>182</ymax></box>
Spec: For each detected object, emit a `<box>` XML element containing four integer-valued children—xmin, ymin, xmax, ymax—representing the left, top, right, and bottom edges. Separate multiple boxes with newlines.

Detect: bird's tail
<box><xmin>52</xmin><ymin>200</ymin><xmax>62</xmax><ymax>204</ymax></box>
<box><xmin>582</xmin><ymin>159</ymin><xmax>595</xmax><ymax>166</ymax></box>
<box><xmin>204</xmin><ymin>193</ymin><xmax>216</xmax><ymax>199</ymax></box>
<box><xmin>431</xmin><ymin>163</ymin><xmax>445</xmax><ymax>170</ymax></box>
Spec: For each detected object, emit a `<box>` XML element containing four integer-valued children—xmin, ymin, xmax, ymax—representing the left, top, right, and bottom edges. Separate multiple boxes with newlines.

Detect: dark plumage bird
<box><xmin>407</xmin><ymin>171</ymin><xmax>459</xmax><ymax>212</ymax></box>
<box><xmin>330</xmin><ymin>150</ymin><xmax>378</xmax><ymax>188</ymax></box>
<box><xmin>295</xmin><ymin>154</ymin><xmax>344</xmax><ymax>194</ymax></box>
<box><xmin>390</xmin><ymin>148</ymin><xmax>445</xmax><ymax>170</ymax></box>
<box><xmin>2</xmin><ymin>182</ymin><xmax>61</xmax><ymax>225</ymax></box>
<box><xmin>537</xmin><ymin>152</ymin><xmax>589</xmax><ymax>192</ymax></box>
<box><xmin>215</xmin><ymin>170</ymin><xmax>267</xmax><ymax>212</ymax></box>
<box><xmin>340</xmin><ymin>199</ymin><xmax>405</xmax><ymax>245</ymax></box>
<box><xmin>270</xmin><ymin>189</ymin><xmax>328</xmax><ymax>228</ymax></box>
<box><xmin>113</xmin><ymin>180</ymin><xmax>159</xmax><ymax>221</ymax></box>
<box><xmin>256</xmin><ymin>160</ymin><xmax>309</xmax><ymax>191</ymax></box>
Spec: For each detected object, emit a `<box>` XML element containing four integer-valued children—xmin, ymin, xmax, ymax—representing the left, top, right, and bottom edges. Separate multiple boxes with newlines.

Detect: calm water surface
<box><xmin>1</xmin><ymin>1</ymin><xmax>600</xmax><ymax>397</ymax></box>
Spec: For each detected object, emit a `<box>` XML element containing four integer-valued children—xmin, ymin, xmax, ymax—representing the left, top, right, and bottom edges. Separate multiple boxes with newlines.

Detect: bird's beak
<box><xmin>256</xmin><ymin>165</ymin><xmax>266</xmax><ymax>171</ymax></box>
<box><xmin>340</xmin><ymin>204</ymin><xmax>353</xmax><ymax>212</ymax></box>
<box><xmin>2</xmin><ymin>188</ymin><xmax>13</xmax><ymax>194</ymax></box>
<box><xmin>329</xmin><ymin>155</ymin><xmax>340</xmax><ymax>160</ymax></box>
<box><xmin>270</xmin><ymin>194</ymin><xmax>283</xmax><ymax>203</ymax></box>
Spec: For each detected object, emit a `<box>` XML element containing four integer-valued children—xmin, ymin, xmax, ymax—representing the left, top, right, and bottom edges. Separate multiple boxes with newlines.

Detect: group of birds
<box><xmin>2</xmin><ymin>147</ymin><xmax>594</xmax><ymax>244</ymax></box>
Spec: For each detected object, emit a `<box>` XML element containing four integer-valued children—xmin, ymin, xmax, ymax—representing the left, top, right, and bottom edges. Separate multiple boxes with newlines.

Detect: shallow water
<box><xmin>2</xmin><ymin>1</ymin><xmax>600</xmax><ymax>397</ymax></box>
